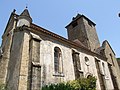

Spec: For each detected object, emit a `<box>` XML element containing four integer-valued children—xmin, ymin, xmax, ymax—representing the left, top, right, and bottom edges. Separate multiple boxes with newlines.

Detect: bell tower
<box><xmin>65</xmin><ymin>14</ymin><xmax>100</xmax><ymax>51</ymax></box>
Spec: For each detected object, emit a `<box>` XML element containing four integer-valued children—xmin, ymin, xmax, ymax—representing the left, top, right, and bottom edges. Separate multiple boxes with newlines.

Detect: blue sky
<box><xmin>0</xmin><ymin>0</ymin><xmax>120</xmax><ymax>57</ymax></box>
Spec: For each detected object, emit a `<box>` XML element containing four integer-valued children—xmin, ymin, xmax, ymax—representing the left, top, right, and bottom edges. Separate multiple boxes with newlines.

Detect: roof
<box><xmin>20</xmin><ymin>9</ymin><xmax>31</xmax><ymax>18</ymax></box>
<box><xmin>73</xmin><ymin>39</ymin><xmax>87</xmax><ymax>48</ymax></box>
<box><xmin>2</xmin><ymin>10</ymin><xmax>19</xmax><ymax>37</ymax></box>
<box><xmin>2</xmin><ymin>9</ymin><xmax>106</xmax><ymax>60</ymax></box>
<box><xmin>2</xmin><ymin>8</ymin><xmax>32</xmax><ymax>38</ymax></box>
<box><xmin>30</xmin><ymin>23</ymin><xmax>88</xmax><ymax>50</ymax></box>
<box><xmin>30</xmin><ymin>23</ymin><xmax>106</xmax><ymax>60</ymax></box>
<box><xmin>19</xmin><ymin>8</ymin><xmax>32</xmax><ymax>22</ymax></box>
<box><xmin>65</xmin><ymin>14</ymin><xmax>96</xmax><ymax>28</ymax></box>
<box><xmin>102</xmin><ymin>40</ymin><xmax>116</xmax><ymax>55</ymax></box>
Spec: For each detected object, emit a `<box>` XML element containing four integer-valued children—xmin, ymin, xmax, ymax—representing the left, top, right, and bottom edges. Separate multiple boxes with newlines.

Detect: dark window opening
<box><xmin>102</xmin><ymin>62</ymin><xmax>106</xmax><ymax>75</ymax></box>
<box><xmin>72</xmin><ymin>50</ymin><xmax>82</xmax><ymax>79</ymax></box>
<box><xmin>85</xmin><ymin>57</ymin><xmax>89</xmax><ymax>66</ymax></box>
<box><xmin>110</xmin><ymin>54</ymin><xmax>115</xmax><ymax>66</ymax></box>
<box><xmin>29</xmin><ymin>38</ymin><xmax>41</xmax><ymax>90</ymax></box>
<box><xmin>108</xmin><ymin>64</ymin><xmax>119</xmax><ymax>90</ymax></box>
<box><xmin>72</xmin><ymin>21</ymin><xmax>78</xmax><ymax>28</ymax></box>
<box><xmin>88</xmin><ymin>21</ymin><xmax>92</xmax><ymax>27</ymax></box>
<box><xmin>33</xmin><ymin>38</ymin><xmax>41</xmax><ymax>42</ymax></box>
<box><xmin>95</xmin><ymin>58</ymin><xmax>106</xmax><ymax>90</ymax></box>
<box><xmin>30</xmin><ymin>63</ymin><xmax>41</xmax><ymax>90</ymax></box>
<box><xmin>54</xmin><ymin>47</ymin><xmax>63</xmax><ymax>74</ymax></box>
<box><xmin>87</xmin><ymin>75</ymin><xmax>92</xmax><ymax>79</ymax></box>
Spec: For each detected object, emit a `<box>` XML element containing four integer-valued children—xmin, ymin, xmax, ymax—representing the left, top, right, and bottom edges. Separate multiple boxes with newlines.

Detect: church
<box><xmin>0</xmin><ymin>8</ymin><xmax>120</xmax><ymax>90</ymax></box>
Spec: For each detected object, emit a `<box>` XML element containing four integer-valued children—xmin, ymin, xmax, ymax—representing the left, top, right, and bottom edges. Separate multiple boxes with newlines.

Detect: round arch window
<box><xmin>87</xmin><ymin>75</ymin><xmax>92</xmax><ymax>79</ymax></box>
<box><xmin>54</xmin><ymin>47</ymin><xmax>63</xmax><ymax>73</ymax></box>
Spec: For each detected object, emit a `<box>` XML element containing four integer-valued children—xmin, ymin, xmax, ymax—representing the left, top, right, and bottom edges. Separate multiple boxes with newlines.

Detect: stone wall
<box><xmin>66</xmin><ymin>17</ymin><xmax>90</xmax><ymax>49</ymax></box>
<box><xmin>78</xmin><ymin>52</ymin><xmax>113</xmax><ymax>90</ymax></box>
<box><xmin>6</xmin><ymin>30</ymin><xmax>25</xmax><ymax>90</ymax></box>
<box><xmin>66</xmin><ymin>16</ymin><xmax>100</xmax><ymax>51</ymax></box>
<box><xmin>0</xmin><ymin>15</ymin><xmax>16</xmax><ymax>84</ymax></box>
<box><xmin>102</xmin><ymin>41</ymin><xmax>120</xmax><ymax>89</ymax></box>
<box><xmin>0</xmin><ymin>34</ymin><xmax>12</xmax><ymax>84</ymax></box>
<box><xmin>117</xmin><ymin>58</ymin><xmax>120</xmax><ymax>69</ymax></box>
<box><xmin>0</xmin><ymin>13</ymin><xmax>117</xmax><ymax>90</ymax></box>
<box><xmin>39</xmin><ymin>36</ymin><xmax>75</xmax><ymax>85</ymax></box>
<box><xmin>32</xmin><ymin>31</ymin><xmax>113</xmax><ymax>90</ymax></box>
<box><xmin>82</xmin><ymin>17</ymin><xmax>100</xmax><ymax>51</ymax></box>
<box><xmin>18</xmin><ymin>31</ymin><xmax>30</xmax><ymax>90</ymax></box>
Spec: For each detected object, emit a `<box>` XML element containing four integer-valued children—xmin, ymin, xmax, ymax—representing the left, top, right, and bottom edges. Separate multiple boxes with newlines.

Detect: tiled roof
<box><xmin>30</xmin><ymin>23</ymin><xmax>88</xmax><ymax>49</ymax></box>
<box><xmin>30</xmin><ymin>23</ymin><xmax>105</xmax><ymax>59</ymax></box>
<box><xmin>3</xmin><ymin>9</ymin><xmax>105</xmax><ymax>59</ymax></box>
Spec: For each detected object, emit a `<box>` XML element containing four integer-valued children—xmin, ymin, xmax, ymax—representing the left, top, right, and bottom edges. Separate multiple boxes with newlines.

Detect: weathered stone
<box><xmin>0</xmin><ymin>9</ymin><xmax>120</xmax><ymax>90</ymax></box>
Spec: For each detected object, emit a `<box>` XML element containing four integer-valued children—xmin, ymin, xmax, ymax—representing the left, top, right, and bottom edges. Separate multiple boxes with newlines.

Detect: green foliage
<box><xmin>0</xmin><ymin>77</ymin><xmax>96</xmax><ymax>90</ymax></box>
<box><xmin>117</xmin><ymin>58</ymin><xmax>120</xmax><ymax>60</ymax></box>
<box><xmin>0</xmin><ymin>84</ymin><xmax>6</xmax><ymax>90</ymax></box>
<box><xmin>42</xmin><ymin>83</ymin><xmax>74</xmax><ymax>90</ymax></box>
<box><xmin>42</xmin><ymin>76</ymin><xmax>97</xmax><ymax>90</ymax></box>
<box><xmin>68</xmin><ymin>76</ymin><xmax>96</xmax><ymax>90</ymax></box>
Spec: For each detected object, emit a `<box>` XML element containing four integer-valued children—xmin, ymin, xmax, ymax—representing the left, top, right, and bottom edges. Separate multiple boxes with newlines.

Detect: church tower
<box><xmin>0</xmin><ymin>8</ymin><xmax>33</xmax><ymax>90</ymax></box>
<box><xmin>66</xmin><ymin>14</ymin><xmax>100</xmax><ymax>51</ymax></box>
<box><xmin>17</xmin><ymin>8</ymin><xmax>32</xmax><ymax>27</ymax></box>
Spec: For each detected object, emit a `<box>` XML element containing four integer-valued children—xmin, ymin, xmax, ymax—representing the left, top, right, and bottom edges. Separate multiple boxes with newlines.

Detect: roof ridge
<box><xmin>20</xmin><ymin>9</ymin><xmax>31</xmax><ymax>18</ymax></box>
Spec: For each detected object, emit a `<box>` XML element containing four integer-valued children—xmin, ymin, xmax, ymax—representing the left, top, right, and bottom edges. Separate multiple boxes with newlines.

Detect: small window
<box><xmin>54</xmin><ymin>47</ymin><xmax>63</xmax><ymax>73</ymax></box>
<box><xmin>87</xmin><ymin>75</ymin><xmax>92</xmax><ymax>79</ymax></box>
<box><xmin>88</xmin><ymin>21</ymin><xmax>92</xmax><ymax>27</ymax></box>
<box><xmin>72</xmin><ymin>50</ymin><xmax>82</xmax><ymax>79</ymax></box>
<box><xmin>31</xmin><ymin>62</ymin><xmax>41</xmax><ymax>90</ymax></box>
<box><xmin>110</xmin><ymin>54</ymin><xmax>115</xmax><ymax>66</ymax></box>
<box><xmin>85</xmin><ymin>57</ymin><xmax>89</xmax><ymax>66</ymax></box>
<box><xmin>102</xmin><ymin>62</ymin><xmax>106</xmax><ymax>75</ymax></box>
<box><xmin>72</xmin><ymin>21</ymin><xmax>78</xmax><ymax>28</ymax></box>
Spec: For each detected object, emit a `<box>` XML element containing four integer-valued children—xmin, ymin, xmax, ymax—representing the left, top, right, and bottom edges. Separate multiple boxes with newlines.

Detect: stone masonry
<box><xmin>0</xmin><ymin>9</ymin><xmax>120</xmax><ymax>90</ymax></box>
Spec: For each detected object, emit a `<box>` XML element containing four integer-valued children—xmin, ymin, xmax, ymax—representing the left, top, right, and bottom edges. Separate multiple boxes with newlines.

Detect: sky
<box><xmin>0</xmin><ymin>0</ymin><xmax>120</xmax><ymax>57</ymax></box>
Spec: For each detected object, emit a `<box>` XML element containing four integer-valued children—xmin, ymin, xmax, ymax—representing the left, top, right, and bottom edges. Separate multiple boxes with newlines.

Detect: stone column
<box><xmin>18</xmin><ymin>31</ymin><xmax>30</xmax><ymax>90</ymax></box>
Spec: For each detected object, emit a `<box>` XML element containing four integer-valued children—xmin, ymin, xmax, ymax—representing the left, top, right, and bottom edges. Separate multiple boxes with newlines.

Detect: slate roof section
<box><xmin>30</xmin><ymin>23</ymin><xmax>88</xmax><ymax>49</ymax></box>
<box><xmin>65</xmin><ymin>14</ymin><xmax>96</xmax><ymax>28</ymax></box>
<box><xmin>102</xmin><ymin>40</ymin><xmax>116</xmax><ymax>55</ymax></box>
<box><xmin>19</xmin><ymin>8</ymin><xmax>32</xmax><ymax>22</ymax></box>
<box><xmin>20</xmin><ymin>9</ymin><xmax>31</xmax><ymax>18</ymax></box>
<box><xmin>30</xmin><ymin>23</ymin><xmax>106</xmax><ymax>60</ymax></box>
<box><xmin>73</xmin><ymin>39</ymin><xmax>87</xmax><ymax>48</ymax></box>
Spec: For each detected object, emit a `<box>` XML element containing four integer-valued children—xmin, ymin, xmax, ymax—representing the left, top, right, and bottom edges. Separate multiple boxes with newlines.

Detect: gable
<box><xmin>2</xmin><ymin>12</ymin><xmax>18</xmax><ymax>38</ymax></box>
<box><xmin>102</xmin><ymin>40</ymin><xmax>115</xmax><ymax>55</ymax></box>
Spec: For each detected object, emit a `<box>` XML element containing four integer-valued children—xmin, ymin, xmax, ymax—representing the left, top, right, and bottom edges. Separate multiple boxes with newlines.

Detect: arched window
<box><xmin>87</xmin><ymin>75</ymin><xmax>92</xmax><ymax>79</ymax></box>
<box><xmin>54</xmin><ymin>47</ymin><xmax>62</xmax><ymax>73</ymax></box>
<box><xmin>85</xmin><ymin>56</ymin><xmax>89</xmax><ymax>66</ymax></box>
<box><xmin>102</xmin><ymin>62</ymin><xmax>105</xmax><ymax>75</ymax></box>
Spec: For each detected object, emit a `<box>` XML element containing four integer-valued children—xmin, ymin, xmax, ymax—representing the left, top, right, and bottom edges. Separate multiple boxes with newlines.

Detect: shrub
<box><xmin>42</xmin><ymin>76</ymin><xmax>97</xmax><ymax>90</ymax></box>
<box><xmin>0</xmin><ymin>84</ymin><xmax>6</xmax><ymax>90</ymax></box>
<box><xmin>42</xmin><ymin>83</ymin><xmax>74</xmax><ymax>90</ymax></box>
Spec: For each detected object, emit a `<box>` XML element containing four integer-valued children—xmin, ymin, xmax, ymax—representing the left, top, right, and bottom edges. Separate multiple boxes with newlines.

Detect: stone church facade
<box><xmin>0</xmin><ymin>9</ymin><xmax>120</xmax><ymax>90</ymax></box>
